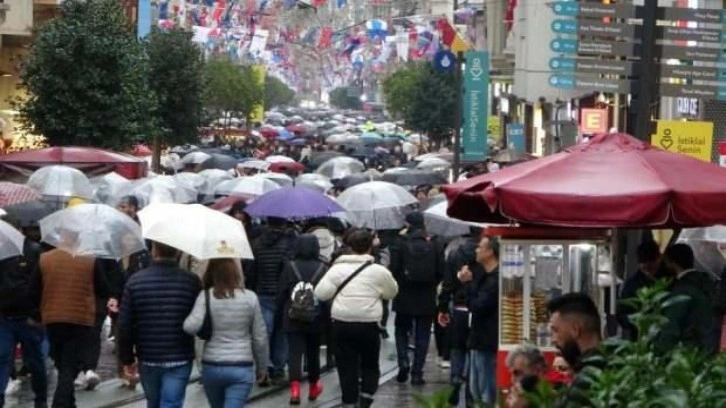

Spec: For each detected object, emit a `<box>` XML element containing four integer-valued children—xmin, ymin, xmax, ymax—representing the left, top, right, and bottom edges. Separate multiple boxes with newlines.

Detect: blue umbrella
<box><xmin>244</xmin><ymin>186</ymin><xmax>345</xmax><ymax>220</ymax></box>
<box><xmin>361</xmin><ymin>132</ymin><xmax>383</xmax><ymax>144</ymax></box>
<box><xmin>287</xmin><ymin>138</ymin><xmax>308</xmax><ymax>146</ymax></box>
<box><xmin>278</xmin><ymin>128</ymin><xmax>294</xmax><ymax>140</ymax></box>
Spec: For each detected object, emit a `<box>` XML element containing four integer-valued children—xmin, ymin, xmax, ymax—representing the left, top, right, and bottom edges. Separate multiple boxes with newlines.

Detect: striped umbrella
<box><xmin>0</xmin><ymin>182</ymin><xmax>41</xmax><ymax>208</ymax></box>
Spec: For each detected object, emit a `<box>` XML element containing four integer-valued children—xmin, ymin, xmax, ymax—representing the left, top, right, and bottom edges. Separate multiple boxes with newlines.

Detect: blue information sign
<box><xmin>550</xmin><ymin>39</ymin><xmax>579</xmax><ymax>54</ymax></box>
<box><xmin>433</xmin><ymin>50</ymin><xmax>456</xmax><ymax>74</ymax></box>
<box><xmin>461</xmin><ymin>51</ymin><xmax>490</xmax><ymax>162</ymax></box>
<box><xmin>506</xmin><ymin>124</ymin><xmax>526</xmax><ymax>153</ymax></box>
<box><xmin>137</xmin><ymin>0</ymin><xmax>152</xmax><ymax>39</ymax></box>
<box><xmin>551</xmin><ymin>19</ymin><xmax>578</xmax><ymax>35</ymax></box>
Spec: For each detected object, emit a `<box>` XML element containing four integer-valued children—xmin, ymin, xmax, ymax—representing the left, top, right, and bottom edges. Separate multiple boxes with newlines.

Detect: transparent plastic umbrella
<box><xmin>39</xmin><ymin>204</ymin><xmax>145</xmax><ymax>259</ymax></box>
<box><xmin>424</xmin><ymin>196</ymin><xmax>490</xmax><ymax>237</ymax></box>
<box><xmin>174</xmin><ymin>172</ymin><xmax>206</xmax><ymax>192</ymax></box>
<box><xmin>27</xmin><ymin>165</ymin><xmax>93</xmax><ymax>198</ymax></box>
<box><xmin>265</xmin><ymin>155</ymin><xmax>296</xmax><ymax>164</ymax></box>
<box><xmin>0</xmin><ymin>220</ymin><xmax>25</xmax><ymax>261</ymax></box>
<box><xmin>198</xmin><ymin>169</ymin><xmax>234</xmax><ymax>195</ymax></box>
<box><xmin>259</xmin><ymin>172</ymin><xmax>294</xmax><ymax>187</ymax></box>
<box><xmin>181</xmin><ymin>151</ymin><xmax>211</xmax><ymax>165</ymax></box>
<box><xmin>336</xmin><ymin>181</ymin><xmax>417</xmax><ymax>229</ymax></box>
<box><xmin>90</xmin><ymin>172</ymin><xmax>130</xmax><ymax>204</ymax></box>
<box><xmin>295</xmin><ymin>173</ymin><xmax>333</xmax><ymax>193</ymax></box>
<box><xmin>139</xmin><ymin>203</ymin><xmax>253</xmax><ymax>260</ymax></box>
<box><xmin>214</xmin><ymin>176</ymin><xmax>281</xmax><ymax>197</ymax></box>
<box><xmin>316</xmin><ymin>157</ymin><xmax>365</xmax><ymax>180</ymax></box>
<box><xmin>121</xmin><ymin>176</ymin><xmax>197</xmax><ymax>205</ymax></box>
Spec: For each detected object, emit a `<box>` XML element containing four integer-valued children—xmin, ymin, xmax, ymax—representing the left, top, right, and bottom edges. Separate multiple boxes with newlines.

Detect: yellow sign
<box><xmin>652</xmin><ymin>120</ymin><xmax>713</xmax><ymax>162</ymax></box>
<box><xmin>488</xmin><ymin>116</ymin><xmax>501</xmax><ymax>141</ymax></box>
<box><xmin>250</xmin><ymin>65</ymin><xmax>266</xmax><ymax>124</ymax></box>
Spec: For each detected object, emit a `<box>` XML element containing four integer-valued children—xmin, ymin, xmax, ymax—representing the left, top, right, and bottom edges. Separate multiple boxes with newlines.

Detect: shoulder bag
<box><xmin>332</xmin><ymin>261</ymin><xmax>373</xmax><ymax>302</ymax></box>
<box><xmin>197</xmin><ymin>289</ymin><xmax>213</xmax><ymax>341</ymax></box>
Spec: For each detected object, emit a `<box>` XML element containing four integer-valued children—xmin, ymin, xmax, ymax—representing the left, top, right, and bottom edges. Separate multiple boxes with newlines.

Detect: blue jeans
<box><xmin>0</xmin><ymin>318</ymin><xmax>48</xmax><ymax>407</ymax></box>
<box><xmin>469</xmin><ymin>350</ymin><xmax>496</xmax><ymax>404</ymax></box>
<box><xmin>201</xmin><ymin>364</ymin><xmax>255</xmax><ymax>408</ymax></box>
<box><xmin>139</xmin><ymin>362</ymin><xmax>192</xmax><ymax>408</ymax></box>
<box><xmin>450</xmin><ymin>348</ymin><xmax>468</xmax><ymax>385</ymax></box>
<box><xmin>394</xmin><ymin>314</ymin><xmax>433</xmax><ymax>376</ymax></box>
<box><xmin>258</xmin><ymin>295</ymin><xmax>288</xmax><ymax>376</ymax></box>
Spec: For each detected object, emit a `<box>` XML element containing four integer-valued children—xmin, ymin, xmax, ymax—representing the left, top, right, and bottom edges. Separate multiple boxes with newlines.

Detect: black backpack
<box><xmin>402</xmin><ymin>235</ymin><xmax>438</xmax><ymax>283</ymax></box>
<box><xmin>288</xmin><ymin>262</ymin><xmax>326</xmax><ymax>323</ymax></box>
<box><xmin>0</xmin><ymin>255</ymin><xmax>32</xmax><ymax>311</ymax></box>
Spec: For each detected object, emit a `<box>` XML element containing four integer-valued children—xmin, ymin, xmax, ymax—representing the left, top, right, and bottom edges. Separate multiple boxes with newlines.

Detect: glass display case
<box><xmin>488</xmin><ymin>227</ymin><xmax>615</xmax><ymax>389</ymax></box>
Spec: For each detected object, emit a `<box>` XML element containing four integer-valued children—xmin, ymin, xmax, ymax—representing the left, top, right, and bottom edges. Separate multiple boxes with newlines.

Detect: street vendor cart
<box><xmin>487</xmin><ymin>226</ymin><xmax>616</xmax><ymax>389</ymax></box>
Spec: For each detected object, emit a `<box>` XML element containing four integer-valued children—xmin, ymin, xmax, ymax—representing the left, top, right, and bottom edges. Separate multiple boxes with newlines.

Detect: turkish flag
<box><xmin>318</xmin><ymin>27</ymin><xmax>333</xmax><ymax>48</ymax></box>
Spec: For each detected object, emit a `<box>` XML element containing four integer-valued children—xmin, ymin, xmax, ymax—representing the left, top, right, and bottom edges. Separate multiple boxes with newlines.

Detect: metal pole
<box><xmin>453</xmin><ymin>51</ymin><xmax>464</xmax><ymax>180</ymax></box>
<box><xmin>634</xmin><ymin>0</ymin><xmax>659</xmax><ymax>141</ymax></box>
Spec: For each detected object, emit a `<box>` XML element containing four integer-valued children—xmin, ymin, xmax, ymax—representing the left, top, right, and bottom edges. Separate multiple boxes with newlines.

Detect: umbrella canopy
<box><xmin>265</xmin><ymin>155</ymin><xmax>296</xmax><ymax>164</ymax></box>
<box><xmin>336</xmin><ymin>181</ymin><xmax>417</xmax><ymax>229</ymax></box>
<box><xmin>424</xmin><ymin>196</ymin><xmax>489</xmax><ymax>237</ymax></box>
<box><xmin>27</xmin><ymin>165</ymin><xmax>93</xmax><ymax>198</ymax></box>
<box><xmin>258</xmin><ymin>172</ymin><xmax>294</xmax><ymax>187</ymax></box>
<box><xmin>0</xmin><ymin>182</ymin><xmax>41</xmax><ymax>207</ymax></box>
<box><xmin>679</xmin><ymin>226</ymin><xmax>726</xmax><ymax>243</ymax></box>
<box><xmin>174</xmin><ymin>172</ymin><xmax>206</xmax><ymax>191</ymax></box>
<box><xmin>382</xmin><ymin>169</ymin><xmax>447</xmax><ymax>186</ymax></box>
<box><xmin>361</xmin><ymin>132</ymin><xmax>383</xmax><ymax>144</ymax></box>
<box><xmin>295</xmin><ymin>173</ymin><xmax>333</xmax><ymax>193</ymax></box>
<box><xmin>200</xmin><ymin>153</ymin><xmax>238</xmax><ymax>171</ymax></box>
<box><xmin>258</xmin><ymin>127</ymin><xmax>279</xmax><ymax>138</ymax></box>
<box><xmin>310</xmin><ymin>151</ymin><xmax>344</xmax><ymax>168</ymax></box>
<box><xmin>417</xmin><ymin>157</ymin><xmax>452</xmax><ymax>170</ymax></box>
<box><xmin>131</xmin><ymin>144</ymin><xmax>153</xmax><ymax>157</ymax></box>
<box><xmin>268</xmin><ymin>161</ymin><xmax>306</xmax><ymax>175</ymax></box>
<box><xmin>39</xmin><ymin>204</ymin><xmax>145</xmax><ymax>259</ymax></box>
<box><xmin>333</xmin><ymin>173</ymin><xmax>381</xmax><ymax>189</ymax></box>
<box><xmin>181</xmin><ymin>151</ymin><xmax>212</xmax><ymax>165</ymax></box>
<box><xmin>444</xmin><ymin>132</ymin><xmax>726</xmax><ymax>227</ymax></box>
<box><xmin>3</xmin><ymin>200</ymin><xmax>60</xmax><ymax>227</ymax></box>
<box><xmin>245</xmin><ymin>187</ymin><xmax>345</xmax><ymax>220</ymax></box>
<box><xmin>238</xmin><ymin>159</ymin><xmax>271</xmax><ymax>172</ymax></box>
<box><xmin>316</xmin><ymin>157</ymin><xmax>365</xmax><ymax>179</ymax></box>
<box><xmin>215</xmin><ymin>176</ymin><xmax>281</xmax><ymax>197</ymax></box>
<box><xmin>90</xmin><ymin>172</ymin><xmax>130</xmax><ymax>204</ymax></box>
<box><xmin>139</xmin><ymin>203</ymin><xmax>253</xmax><ymax>260</ymax></box>
<box><xmin>0</xmin><ymin>220</ymin><xmax>25</xmax><ymax>261</ymax></box>
<box><xmin>198</xmin><ymin>169</ymin><xmax>234</xmax><ymax>194</ymax></box>
<box><xmin>124</xmin><ymin>176</ymin><xmax>197</xmax><ymax>204</ymax></box>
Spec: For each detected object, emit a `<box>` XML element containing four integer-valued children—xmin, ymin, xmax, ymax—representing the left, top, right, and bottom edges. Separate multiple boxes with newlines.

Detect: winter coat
<box><xmin>390</xmin><ymin>229</ymin><xmax>443</xmax><ymax>316</ymax></box>
<box><xmin>315</xmin><ymin>254</ymin><xmax>398</xmax><ymax>323</ymax></box>
<box><xmin>0</xmin><ymin>239</ymin><xmax>42</xmax><ymax>319</ymax></box>
<box><xmin>616</xmin><ymin>270</ymin><xmax>654</xmax><ymax>341</ymax></box>
<box><xmin>184</xmin><ymin>288</ymin><xmax>268</xmax><ymax>368</ymax></box>
<box><xmin>251</xmin><ymin>227</ymin><xmax>296</xmax><ymax>296</ymax></box>
<box><xmin>657</xmin><ymin>269</ymin><xmax>718</xmax><ymax>354</ymax></box>
<box><xmin>276</xmin><ymin>234</ymin><xmax>327</xmax><ymax>333</ymax></box>
<box><xmin>118</xmin><ymin>260</ymin><xmax>201</xmax><ymax>365</ymax></box>
<box><xmin>438</xmin><ymin>236</ymin><xmax>479</xmax><ymax>312</ymax></box>
<box><xmin>467</xmin><ymin>265</ymin><xmax>499</xmax><ymax>352</ymax></box>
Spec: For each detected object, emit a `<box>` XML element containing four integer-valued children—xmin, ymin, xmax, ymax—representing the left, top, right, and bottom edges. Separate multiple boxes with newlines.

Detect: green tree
<box><xmin>328</xmin><ymin>86</ymin><xmax>362</xmax><ymax>110</ymax></box>
<box><xmin>146</xmin><ymin>27</ymin><xmax>205</xmax><ymax>146</ymax></box>
<box><xmin>14</xmin><ymin>0</ymin><xmax>158</xmax><ymax>149</ymax></box>
<box><xmin>264</xmin><ymin>74</ymin><xmax>296</xmax><ymax>109</ymax></box>
<box><xmin>382</xmin><ymin>62</ymin><xmax>457</xmax><ymax>145</ymax></box>
<box><xmin>204</xmin><ymin>57</ymin><xmax>264</xmax><ymax>130</ymax></box>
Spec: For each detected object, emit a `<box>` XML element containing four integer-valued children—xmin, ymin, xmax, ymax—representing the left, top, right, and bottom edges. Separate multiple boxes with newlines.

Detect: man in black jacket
<box><xmin>251</xmin><ymin>218</ymin><xmax>296</xmax><ymax>382</ymax></box>
<box><xmin>616</xmin><ymin>241</ymin><xmax>659</xmax><ymax>341</ymax></box>
<box><xmin>0</xmin><ymin>237</ymin><xmax>47</xmax><ymax>408</ymax></box>
<box><xmin>390</xmin><ymin>213</ymin><xmax>443</xmax><ymax>386</ymax></box>
<box><xmin>457</xmin><ymin>236</ymin><xmax>499</xmax><ymax>405</ymax></box>
<box><xmin>118</xmin><ymin>241</ymin><xmax>201</xmax><ymax>408</ymax></box>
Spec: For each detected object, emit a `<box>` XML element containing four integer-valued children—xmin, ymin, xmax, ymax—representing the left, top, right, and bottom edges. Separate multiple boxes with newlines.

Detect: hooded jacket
<box><xmin>390</xmin><ymin>227</ymin><xmax>443</xmax><ymax>316</ymax></box>
<box><xmin>251</xmin><ymin>227</ymin><xmax>296</xmax><ymax>296</ymax></box>
<box><xmin>309</xmin><ymin>227</ymin><xmax>337</xmax><ymax>264</ymax></box>
<box><xmin>315</xmin><ymin>254</ymin><xmax>398</xmax><ymax>323</ymax></box>
<box><xmin>277</xmin><ymin>235</ymin><xmax>327</xmax><ymax>332</ymax></box>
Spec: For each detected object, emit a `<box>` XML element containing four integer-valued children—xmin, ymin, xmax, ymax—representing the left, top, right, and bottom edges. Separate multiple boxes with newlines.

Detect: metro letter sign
<box><xmin>580</xmin><ymin>109</ymin><xmax>609</xmax><ymax>134</ymax></box>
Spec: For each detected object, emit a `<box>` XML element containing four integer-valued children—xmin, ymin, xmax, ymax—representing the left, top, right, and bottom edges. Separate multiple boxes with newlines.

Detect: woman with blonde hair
<box><xmin>184</xmin><ymin>259</ymin><xmax>268</xmax><ymax>408</ymax></box>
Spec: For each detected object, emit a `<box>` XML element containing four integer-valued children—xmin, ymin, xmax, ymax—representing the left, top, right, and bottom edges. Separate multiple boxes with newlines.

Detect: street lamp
<box><xmin>360</xmin><ymin>94</ymin><xmax>368</xmax><ymax>102</ymax></box>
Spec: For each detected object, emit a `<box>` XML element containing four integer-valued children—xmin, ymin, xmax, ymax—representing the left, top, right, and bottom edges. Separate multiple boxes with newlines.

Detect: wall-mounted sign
<box><xmin>652</xmin><ymin>120</ymin><xmax>713</xmax><ymax>162</ymax></box>
<box><xmin>676</xmin><ymin>98</ymin><xmax>699</xmax><ymax>117</ymax></box>
<box><xmin>580</xmin><ymin>109</ymin><xmax>609</xmax><ymax>134</ymax></box>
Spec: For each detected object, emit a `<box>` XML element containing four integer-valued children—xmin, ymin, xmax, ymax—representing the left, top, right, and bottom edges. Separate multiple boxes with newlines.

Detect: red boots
<box><xmin>289</xmin><ymin>381</ymin><xmax>301</xmax><ymax>405</ymax></box>
<box><xmin>309</xmin><ymin>381</ymin><xmax>324</xmax><ymax>401</ymax></box>
<box><xmin>290</xmin><ymin>381</ymin><xmax>324</xmax><ymax>404</ymax></box>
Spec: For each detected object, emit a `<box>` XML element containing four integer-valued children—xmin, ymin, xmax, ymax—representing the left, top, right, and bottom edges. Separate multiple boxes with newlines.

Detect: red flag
<box><xmin>318</xmin><ymin>27</ymin><xmax>333</xmax><ymax>48</ymax></box>
<box><xmin>436</xmin><ymin>18</ymin><xmax>456</xmax><ymax>47</ymax></box>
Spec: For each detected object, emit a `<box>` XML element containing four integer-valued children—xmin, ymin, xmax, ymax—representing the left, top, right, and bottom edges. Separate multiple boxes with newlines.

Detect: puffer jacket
<box><xmin>314</xmin><ymin>254</ymin><xmax>398</xmax><ymax>323</ymax></box>
<box><xmin>251</xmin><ymin>228</ymin><xmax>296</xmax><ymax>296</ymax></box>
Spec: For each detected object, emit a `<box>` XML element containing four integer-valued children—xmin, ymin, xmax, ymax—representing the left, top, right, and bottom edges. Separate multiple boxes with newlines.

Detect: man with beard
<box><xmin>548</xmin><ymin>293</ymin><xmax>603</xmax><ymax>407</ymax></box>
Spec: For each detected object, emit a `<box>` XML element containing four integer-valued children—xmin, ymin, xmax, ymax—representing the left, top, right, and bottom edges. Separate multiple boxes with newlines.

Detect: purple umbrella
<box><xmin>245</xmin><ymin>186</ymin><xmax>345</xmax><ymax>220</ymax></box>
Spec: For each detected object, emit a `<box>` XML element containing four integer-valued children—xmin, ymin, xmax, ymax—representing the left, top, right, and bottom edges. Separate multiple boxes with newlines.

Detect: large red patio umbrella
<box><xmin>443</xmin><ymin>133</ymin><xmax>726</xmax><ymax>228</ymax></box>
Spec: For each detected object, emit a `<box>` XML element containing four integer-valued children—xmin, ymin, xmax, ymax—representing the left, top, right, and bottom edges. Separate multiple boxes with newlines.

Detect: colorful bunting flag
<box><xmin>436</xmin><ymin>18</ymin><xmax>469</xmax><ymax>53</ymax></box>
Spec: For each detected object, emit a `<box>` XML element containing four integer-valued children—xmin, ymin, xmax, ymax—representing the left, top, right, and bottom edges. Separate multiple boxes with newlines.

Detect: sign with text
<box><xmin>506</xmin><ymin>124</ymin><xmax>526</xmax><ymax>152</ymax></box>
<box><xmin>652</xmin><ymin>120</ymin><xmax>713</xmax><ymax>162</ymax></box>
<box><xmin>580</xmin><ymin>109</ymin><xmax>609</xmax><ymax>134</ymax></box>
<box><xmin>462</xmin><ymin>51</ymin><xmax>490</xmax><ymax>162</ymax></box>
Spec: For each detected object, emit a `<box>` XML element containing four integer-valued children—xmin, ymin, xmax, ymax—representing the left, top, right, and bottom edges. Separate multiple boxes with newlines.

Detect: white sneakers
<box><xmin>437</xmin><ymin>357</ymin><xmax>451</xmax><ymax>369</ymax></box>
<box><xmin>5</xmin><ymin>379</ymin><xmax>21</xmax><ymax>395</ymax></box>
<box><xmin>75</xmin><ymin>370</ymin><xmax>101</xmax><ymax>391</ymax></box>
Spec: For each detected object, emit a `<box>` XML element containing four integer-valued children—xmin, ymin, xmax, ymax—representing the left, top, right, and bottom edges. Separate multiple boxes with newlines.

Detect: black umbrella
<box><xmin>200</xmin><ymin>153</ymin><xmax>238</xmax><ymax>171</ymax></box>
<box><xmin>310</xmin><ymin>151</ymin><xmax>344</xmax><ymax>168</ymax></box>
<box><xmin>333</xmin><ymin>173</ymin><xmax>381</xmax><ymax>189</ymax></box>
<box><xmin>4</xmin><ymin>200</ymin><xmax>61</xmax><ymax>228</ymax></box>
<box><xmin>382</xmin><ymin>170</ymin><xmax>447</xmax><ymax>186</ymax></box>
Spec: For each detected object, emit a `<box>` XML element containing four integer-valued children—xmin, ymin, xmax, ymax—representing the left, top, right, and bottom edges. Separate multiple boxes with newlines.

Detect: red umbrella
<box><xmin>0</xmin><ymin>182</ymin><xmax>41</xmax><ymax>207</ymax></box>
<box><xmin>268</xmin><ymin>161</ymin><xmax>305</xmax><ymax>175</ymax></box>
<box><xmin>443</xmin><ymin>133</ymin><xmax>726</xmax><ymax>228</ymax></box>
<box><xmin>286</xmin><ymin>124</ymin><xmax>307</xmax><ymax>134</ymax></box>
<box><xmin>259</xmin><ymin>127</ymin><xmax>279</xmax><ymax>138</ymax></box>
<box><xmin>131</xmin><ymin>144</ymin><xmax>153</xmax><ymax>156</ymax></box>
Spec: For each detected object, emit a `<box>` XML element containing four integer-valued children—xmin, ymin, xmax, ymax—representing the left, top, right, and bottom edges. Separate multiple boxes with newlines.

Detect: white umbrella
<box><xmin>259</xmin><ymin>172</ymin><xmax>294</xmax><ymax>187</ymax></box>
<box><xmin>39</xmin><ymin>203</ymin><xmax>145</xmax><ymax>259</ymax></box>
<box><xmin>316</xmin><ymin>157</ymin><xmax>365</xmax><ymax>179</ymax></box>
<box><xmin>160</xmin><ymin>153</ymin><xmax>184</xmax><ymax>171</ymax></box>
<box><xmin>27</xmin><ymin>165</ymin><xmax>93</xmax><ymax>198</ymax></box>
<box><xmin>197</xmin><ymin>169</ymin><xmax>233</xmax><ymax>195</ymax></box>
<box><xmin>90</xmin><ymin>172</ymin><xmax>130</xmax><ymax>204</ymax></box>
<box><xmin>215</xmin><ymin>176</ymin><xmax>281</xmax><ymax>197</ymax></box>
<box><xmin>238</xmin><ymin>160</ymin><xmax>270</xmax><ymax>172</ymax></box>
<box><xmin>295</xmin><ymin>173</ymin><xmax>333</xmax><ymax>193</ymax></box>
<box><xmin>0</xmin><ymin>220</ymin><xmax>25</xmax><ymax>261</ymax></box>
<box><xmin>181</xmin><ymin>151</ymin><xmax>211</xmax><ymax>165</ymax></box>
<box><xmin>336</xmin><ymin>181</ymin><xmax>417</xmax><ymax>229</ymax></box>
<box><xmin>174</xmin><ymin>172</ymin><xmax>206</xmax><ymax>191</ymax></box>
<box><xmin>265</xmin><ymin>155</ymin><xmax>296</xmax><ymax>164</ymax></box>
<box><xmin>417</xmin><ymin>157</ymin><xmax>451</xmax><ymax>170</ymax></box>
<box><xmin>424</xmin><ymin>198</ymin><xmax>489</xmax><ymax>237</ymax></box>
<box><xmin>139</xmin><ymin>203</ymin><xmax>253</xmax><ymax>260</ymax></box>
<box><xmin>123</xmin><ymin>176</ymin><xmax>197</xmax><ymax>205</ymax></box>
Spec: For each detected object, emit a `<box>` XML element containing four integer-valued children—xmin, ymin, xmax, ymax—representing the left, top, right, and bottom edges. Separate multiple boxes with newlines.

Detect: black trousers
<box><xmin>82</xmin><ymin>306</ymin><xmax>107</xmax><ymax>372</ymax></box>
<box><xmin>288</xmin><ymin>331</ymin><xmax>321</xmax><ymax>382</ymax></box>
<box><xmin>46</xmin><ymin>323</ymin><xmax>93</xmax><ymax>408</ymax></box>
<box><xmin>333</xmin><ymin>321</ymin><xmax>380</xmax><ymax>405</ymax></box>
<box><xmin>434</xmin><ymin>313</ymin><xmax>450</xmax><ymax>360</ymax></box>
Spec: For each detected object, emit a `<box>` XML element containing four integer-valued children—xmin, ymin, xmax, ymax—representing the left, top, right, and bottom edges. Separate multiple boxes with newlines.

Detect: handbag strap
<box><xmin>204</xmin><ymin>288</ymin><xmax>211</xmax><ymax>320</ymax></box>
<box><xmin>332</xmin><ymin>261</ymin><xmax>372</xmax><ymax>301</ymax></box>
